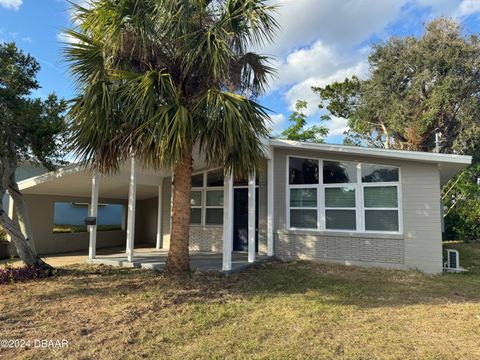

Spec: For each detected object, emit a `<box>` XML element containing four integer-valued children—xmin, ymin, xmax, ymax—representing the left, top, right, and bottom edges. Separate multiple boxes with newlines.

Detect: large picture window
<box><xmin>190</xmin><ymin>169</ymin><xmax>224</xmax><ymax>226</ymax></box>
<box><xmin>287</xmin><ymin>157</ymin><xmax>401</xmax><ymax>233</ymax></box>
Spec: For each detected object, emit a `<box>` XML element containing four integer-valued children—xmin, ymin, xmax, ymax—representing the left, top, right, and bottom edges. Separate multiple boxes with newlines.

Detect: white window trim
<box><xmin>190</xmin><ymin>168</ymin><xmax>224</xmax><ymax>227</ymax></box>
<box><xmin>362</xmin><ymin>182</ymin><xmax>402</xmax><ymax>234</ymax></box>
<box><xmin>286</xmin><ymin>155</ymin><xmax>403</xmax><ymax>234</ymax></box>
<box><xmin>324</xmin><ymin>184</ymin><xmax>357</xmax><ymax>231</ymax></box>
<box><xmin>286</xmin><ymin>157</ymin><xmax>321</xmax><ymax>231</ymax></box>
<box><xmin>190</xmin><ymin>190</ymin><xmax>203</xmax><ymax>225</ymax></box>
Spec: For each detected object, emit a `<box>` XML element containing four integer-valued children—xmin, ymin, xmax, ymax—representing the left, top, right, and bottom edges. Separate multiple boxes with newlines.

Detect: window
<box><xmin>53</xmin><ymin>202</ymin><xmax>124</xmax><ymax>233</ymax></box>
<box><xmin>190</xmin><ymin>169</ymin><xmax>224</xmax><ymax>226</ymax></box>
<box><xmin>289</xmin><ymin>188</ymin><xmax>317</xmax><ymax>229</ymax></box>
<box><xmin>191</xmin><ymin>173</ymin><xmax>204</xmax><ymax>187</ymax></box>
<box><xmin>190</xmin><ymin>191</ymin><xmax>202</xmax><ymax>225</ymax></box>
<box><xmin>206</xmin><ymin>190</ymin><xmax>224</xmax><ymax>225</ymax></box>
<box><xmin>207</xmin><ymin>169</ymin><xmax>224</xmax><ymax>187</ymax></box>
<box><xmin>323</xmin><ymin>161</ymin><xmax>357</xmax><ymax>184</ymax></box>
<box><xmin>287</xmin><ymin>156</ymin><xmax>401</xmax><ymax>233</ymax></box>
<box><xmin>362</xmin><ymin>165</ymin><xmax>400</xmax><ymax>231</ymax></box>
<box><xmin>362</xmin><ymin>164</ymin><xmax>399</xmax><ymax>182</ymax></box>
<box><xmin>325</xmin><ymin>187</ymin><xmax>356</xmax><ymax>230</ymax></box>
<box><xmin>288</xmin><ymin>157</ymin><xmax>319</xmax><ymax>229</ymax></box>
<box><xmin>289</xmin><ymin>157</ymin><xmax>319</xmax><ymax>184</ymax></box>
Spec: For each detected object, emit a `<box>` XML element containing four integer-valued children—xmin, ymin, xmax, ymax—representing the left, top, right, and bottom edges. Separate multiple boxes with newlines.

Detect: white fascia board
<box><xmin>268</xmin><ymin>139</ymin><xmax>472</xmax><ymax>165</ymax></box>
<box><xmin>18</xmin><ymin>164</ymin><xmax>85</xmax><ymax>191</ymax></box>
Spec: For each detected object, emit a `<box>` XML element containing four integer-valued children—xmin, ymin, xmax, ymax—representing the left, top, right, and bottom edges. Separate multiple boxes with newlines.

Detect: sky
<box><xmin>1</xmin><ymin>0</ymin><xmax>480</xmax><ymax>144</ymax></box>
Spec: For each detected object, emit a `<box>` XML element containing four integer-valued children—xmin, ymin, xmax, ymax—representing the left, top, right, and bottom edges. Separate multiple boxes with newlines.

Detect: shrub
<box><xmin>443</xmin><ymin>164</ymin><xmax>480</xmax><ymax>242</ymax></box>
<box><xmin>0</xmin><ymin>226</ymin><xmax>7</xmax><ymax>242</ymax></box>
<box><xmin>0</xmin><ymin>262</ymin><xmax>50</xmax><ymax>285</ymax></box>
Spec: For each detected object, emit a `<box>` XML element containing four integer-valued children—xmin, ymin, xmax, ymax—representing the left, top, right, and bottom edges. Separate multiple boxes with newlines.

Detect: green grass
<box><xmin>1</xmin><ymin>243</ymin><xmax>480</xmax><ymax>359</ymax></box>
<box><xmin>443</xmin><ymin>241</ymin><xmax>480</xmax><ymax>274</ymax></box>
<box><xmin>53</xmin><ymin>224</ymin><xmax>122</xmax><ymax>234</ymax></box>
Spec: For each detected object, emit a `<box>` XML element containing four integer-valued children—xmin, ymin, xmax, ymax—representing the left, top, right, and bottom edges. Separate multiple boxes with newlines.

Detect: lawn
<box><xmin>1</xmin><ymin>244</ymin><xmax>480</xmax><ymax>359</ymax></box>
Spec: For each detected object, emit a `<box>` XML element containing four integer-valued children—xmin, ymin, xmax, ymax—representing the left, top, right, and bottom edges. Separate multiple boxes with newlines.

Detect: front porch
<box><xmin>87</xmin><ymin>247</ymin><xmax>270</xmax><ymax>273</ymax></box>
<box><xmin>16</xmin><ymin>151</ymin><xmax>275</xmax><ymax>271</ymax></box>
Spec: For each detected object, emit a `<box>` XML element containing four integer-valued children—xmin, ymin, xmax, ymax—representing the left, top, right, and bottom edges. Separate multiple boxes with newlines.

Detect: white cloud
<box><xmin>0</xmin><ymin>0</ymin><xmax>22</xmax><ymax>11</ymax></box>
<box><xmin>271</xmin><ymin>41</ymin><xmax>337</xmax><ymax>89</ymax></box>
<box><xmin>327</xmin><ymin>116</ymin><xmax>350</xmax><ymax>137</ymax></box>
<box><xmin>262</xmin><ymin>0</ymin><xmax>480</xmax><ymax>139</ymax></box>
<box><xmin>284</xmin><ymin>60</ymin><xmax>368</xmax><ymax>116</ymax></box>
<box><xmin>57</xmin><ymin>31</ymin><xmax>81</xmax><ymax>44</ymax></box>
<box><xmin>269</xmin><ymin>113</ymin><xmax>287</xmax><ymax>133</ymax></box>
<box><xmin>21</xmin><ymin>36</ymin><xmax>31</xmax><ymax>43</ymax></box>
<box><xmin>264</xmin><ymin>0</ymin><xmax>408</xmax><ymax>56</ymax></box>
<box><xmin>458</xmin><ymin>0</ymin><xmax>480</xmax><ymax>16</ymax></box>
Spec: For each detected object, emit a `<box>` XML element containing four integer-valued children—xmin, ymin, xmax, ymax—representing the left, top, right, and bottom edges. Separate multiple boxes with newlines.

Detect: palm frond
<box><xmin>64</xmin><ymin>0</ymin><xmax>278</xmax><ymax>174</ymax></box>
<box><xmin>195</xmin><ymin>89</ymin><xmax>271</xmax><ymax>177</ymax></box>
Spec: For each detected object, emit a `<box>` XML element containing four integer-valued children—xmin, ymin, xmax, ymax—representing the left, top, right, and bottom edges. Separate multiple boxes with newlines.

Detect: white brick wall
<box><xmin>189</xmin><ymin>227</ymin><xmax>223</xmax><ymax>252</ymax></box>
<box><xmin>276</xmin><ymin>233</ymin><xmax>404</xmax><ymax>266</ymax></box>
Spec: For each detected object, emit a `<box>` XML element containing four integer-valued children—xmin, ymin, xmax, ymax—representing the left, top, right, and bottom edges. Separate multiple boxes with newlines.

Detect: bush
<box><xmin>0</xmin><ymin>226</ymin><xmax>7</xmax><ymax>242</ymax></box>
<box><xmin>444</xmin><ymin>200</ymin><xmax>480</xmax><ymax>242</ymax></box>
<box><xmin>0</xmin><ymin>262</ymin><xmax>50</xmax><ymax>285</ymax></box>
<box><xmin>443</xmin><ymin>164</ymin><xmax>480</xmax><ymax>242</ymax></box>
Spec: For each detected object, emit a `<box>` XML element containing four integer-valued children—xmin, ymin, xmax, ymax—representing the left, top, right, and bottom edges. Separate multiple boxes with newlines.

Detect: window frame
<box><xmin>190</xmin><ymin>168</ymin><xmax>224</xmax><ymax>227</ymax></box>
<box><xmin>189</xmin><ymin>190</ymin><xmax>203</xmax><ymax>225</ymax></box>
<box><xmin>286</xmin><ymin>155</ymin><xmax>403</xmax><ymax>234</ymax></box>
<box><xmin>288</xmin><ymin>186</ymin><xmax>319</xmax><ymax>230</ymax></box>
<box><xmin>361</xmin><ymin>181</ymin><xmax>402</xmax><ymax>234</ymax></box>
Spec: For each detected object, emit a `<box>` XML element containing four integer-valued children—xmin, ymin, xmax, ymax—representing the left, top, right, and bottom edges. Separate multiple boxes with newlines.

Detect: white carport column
<box><xmin>222</xmin><ymin>172</ymin><xmax>234</xmax><ymax>271</ymax></box>
<box><xmin>88</xmin><ymin>171</ymin><xmax>99</xmax><ymax>260</ymax></box>
<box><xmin>248</xmin><ymin>171</ymin><xmax>256</xmax><ymax>263</ymax></box>
<box><xmin>155</xmin><ymin>179</ymin><xmax>163</xmax><ymax>250</ymax></box>
<box><xmin>267</xmin><ymin>150</ymin><xmax>274</xmax><ymax>257</ymax></box>
<box><xmin>126</xmin><ymin>157</ymin><xmax>137</xmax><ymax>262</ymax></box>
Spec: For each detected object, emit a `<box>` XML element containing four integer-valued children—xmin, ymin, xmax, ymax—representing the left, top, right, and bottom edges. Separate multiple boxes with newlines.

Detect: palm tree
<box><xmin>64</xmin><ymin>0</ymin><xmax>278</xmax><ymax>273</ymax></box>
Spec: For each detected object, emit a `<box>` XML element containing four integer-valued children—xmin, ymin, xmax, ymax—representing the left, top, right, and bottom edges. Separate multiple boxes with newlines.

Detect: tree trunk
<box><xmin>1</xmin><ymin>155</ymin><xmax>51</xmax><ymax>271</ymax></box>
<box><xmin>8</xmin><ymin>179</ymin><xmax>37</xmax><ymax>254</ymax></box>
<box><xmin>165</xmin><ymin>147</ymin><xmax>193</xmax><ymax>274</ymax></box>
<box><xmin>0</xmin><ymin>209</ymin><xmax>52</xmax><ymax>271</ymax></box>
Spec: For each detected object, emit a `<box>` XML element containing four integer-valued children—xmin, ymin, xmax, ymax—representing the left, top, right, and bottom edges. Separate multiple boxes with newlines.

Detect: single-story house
<box><xmin>7</xmin><ymin>139</ymin><xmax>471</xmax><ymax>273</ymax></box>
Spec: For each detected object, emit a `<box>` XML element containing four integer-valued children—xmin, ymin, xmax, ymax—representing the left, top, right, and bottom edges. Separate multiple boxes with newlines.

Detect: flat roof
<box><xmin>268</xmin><ymin>139</ymin><xmax>471</xmax><ymax>186</ymax></box>
<box><xmin>269</xmin><ymin>139</ymin><xmax>472</xmax><ymax>165</ymax></box>
<box><xmin>18</xmin><ymin>139</ymin><xmax>472</xmax><ymax>197</ymax></box>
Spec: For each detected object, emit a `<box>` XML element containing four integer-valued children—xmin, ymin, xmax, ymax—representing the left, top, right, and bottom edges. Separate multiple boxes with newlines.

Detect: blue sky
<box><xmin>1</xmin><ymin>0</ymin><xmax>480</xmax><ymax>144</ymax></box>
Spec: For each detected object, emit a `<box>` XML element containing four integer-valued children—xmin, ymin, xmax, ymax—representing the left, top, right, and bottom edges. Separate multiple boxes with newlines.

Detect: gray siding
<box><xmin>273</xmin><ymin>147</ymin><xmax>443</xmax><ymax>273</ymax></box>
<box><xmin>402</xmin><ymin>162</ymin><xmax>442</xmax><ymax>273</ymax></box>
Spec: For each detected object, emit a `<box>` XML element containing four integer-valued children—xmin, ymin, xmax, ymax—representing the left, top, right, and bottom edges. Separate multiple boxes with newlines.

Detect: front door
<box><xmin>233</xmin><ymin>188</ymin><xmax>258</xmax><ymax>252</ymax></box>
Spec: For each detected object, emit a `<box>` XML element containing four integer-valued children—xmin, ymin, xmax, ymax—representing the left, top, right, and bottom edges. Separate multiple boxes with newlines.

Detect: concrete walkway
<box><xmin>1</xmin><ymin>246</ymin><xmax>270</xmax><ymax>273</ymax></box>
<box><xmin>88</xmin><ymin>248</ymin><xmax>269</xmax><ymax>273</ymax></box>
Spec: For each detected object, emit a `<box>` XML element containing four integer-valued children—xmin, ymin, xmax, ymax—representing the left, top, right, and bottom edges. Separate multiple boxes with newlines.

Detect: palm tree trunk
<box><xmin>165</xmin><ymin>146</ymin><xmax>193</xmax><ymax>274</ymax></box>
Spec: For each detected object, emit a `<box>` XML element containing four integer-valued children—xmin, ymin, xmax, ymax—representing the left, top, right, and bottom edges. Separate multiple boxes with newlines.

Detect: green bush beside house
<box><xmin>0</xmin><ymin>226</ymin><xmax>9</xmax><ymax>259</ymax></box>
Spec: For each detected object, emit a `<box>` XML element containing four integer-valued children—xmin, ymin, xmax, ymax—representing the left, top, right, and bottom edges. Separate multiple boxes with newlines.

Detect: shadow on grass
<box><xmin>31</xmin><ymin>258</ymin><xmax>480</xmax><ymax>310</ymax></box>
